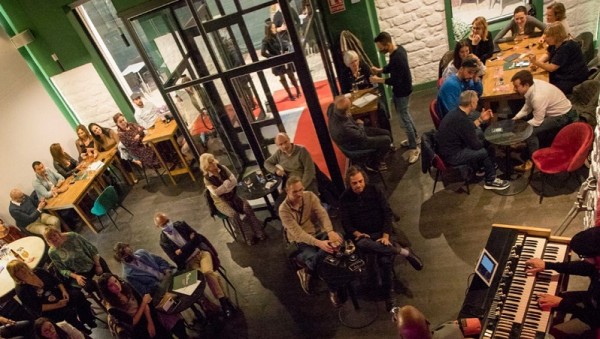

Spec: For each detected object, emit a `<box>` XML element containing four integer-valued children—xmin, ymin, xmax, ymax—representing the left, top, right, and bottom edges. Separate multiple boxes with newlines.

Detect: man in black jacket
<box><xmin>526</xmin><ymin>227</ymin><xmax>600</xmax><ymax>338</ymax></box>
<box><xmin>155</xmin><ymin>212</ymin><xmax>235</xmax><ymax>318</ymax></box>
<box><xmin>339</xmin><ymin>166</ymin><xmax>423</xmax><ymax>311</ymax></box>
<box><xmin>8</xmin><ymin>188</ymin><xmax>61</xmax><ymax>235</ymax></box>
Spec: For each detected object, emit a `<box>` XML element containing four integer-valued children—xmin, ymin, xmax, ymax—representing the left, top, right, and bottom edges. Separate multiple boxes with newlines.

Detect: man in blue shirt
<box><xmin>437</xmin><ymin>58</ymin><xmax>483</xmax><ymax>120</ymax></box>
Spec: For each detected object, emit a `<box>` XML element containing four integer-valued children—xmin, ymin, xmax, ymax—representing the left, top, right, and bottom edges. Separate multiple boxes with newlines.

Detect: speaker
<box><xmin>10</xmin><ymin>30</ymin><xmax>35</xmax><ymax>49</ymax></box>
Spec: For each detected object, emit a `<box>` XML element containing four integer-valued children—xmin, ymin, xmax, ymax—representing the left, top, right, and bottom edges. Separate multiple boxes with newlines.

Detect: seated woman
<box><xmin>49</xmin><ymin>143</ymin><xmax>84</xmax><ymax>178</ymax></box>
<box><xmin>88</xmin><ymin>123</ymin><xmax>119</xmax><ymax>152</ymax></box>
<box><xmin>74</xmin><ymin>125</ymin><xmax>98</xmax><ymax>161</ymax></box>
<box><xmin>494</xmin><ymin>6</ymin><xmax>546</xmax><ymax>46</ymax></box>
<box><xmin>34</xmin><ymin>317</ymin><xmax>85</xmax><ymax>339</ymax></box>
<box><xmin>339</xmin><ymin>50</ymin><xmax>372</xmax><ymax>94</ymax></box>
<box><xmin>43</xmin><ymin>228</ymin><xmax>111</xmax><ymax>293</ymax></box>
<box><xmin>113</xmin><ymin>113</ymin><xmax>160</xmax><ymax>168</ymax></box>
<box><xmin>89</xmin><ymin>122</ymin><xmax>137</xmax><ymax>183</ymax></box>
<box><xmin>98</xmin><ymin>273</ymin><xmax>187</xmax><ymax>339</ymax></box>
<box><xmin>529</xmin><ymin>22</ymin><xmax>588</xmax><ymax>94</ymax></box>
<box><xmin>7</xmin><ymin>260</ymin><xmax>95</xmax><ymax>335</ymax></box>
<box><xmin>467</xmin><ymin>16</ymin><xmax>494</xmax><ymax>63</ymax></box>
<box><xmin>442</xmin><ymin>41</ymin><xmax>486</xmax><ymax>81</ymax></box>
<box><xmin>200</xmin><ymin>153</ymin><xmax>266</xmax><ymax>245</ymax></box>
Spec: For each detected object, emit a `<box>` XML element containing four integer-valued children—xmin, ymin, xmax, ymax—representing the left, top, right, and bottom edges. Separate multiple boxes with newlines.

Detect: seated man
<box><xmin>131</xmin><ymin>92</ymin><xmax>193</xmax><ymax>162</ymax></box>
<box><xmin>279</xmin><ymin>176</ymin><xmax>345</xmax><ymax>306</ymax></box>
<box><xmin>511</xmin><ymin>70</ymin><xmax>575</xmax><ymax>171</ymax></box>
<box><xmin>340</xmin><ymin>166</ymin><xmax>423</xmax><ymax>310</ymax></box>
<box><xmin>264</xmin><ymin>132</ymin><xmax>317</xmax><ymax>194</ymax></box>
<box><xmin>155</xmin><ymin>212</ymin><xmax>235</xmax><ymax>318</ymax></box>
<box><xmin>437</xmin><ymin>58</ymin><xmax>483</xmax><ymax>120</ymax></box>
<box><xmin>437</xmin><ymin>91</ymin><xmax>509</xmax><ymax>191</ymax></box>
<box><xmin>31</xmin><ymin>161</ymin><xmax>69</xmax><ymax>199</ymax></box>
<box><xmin>113</xmin><ymin>242</ymin><xmax>176</xmax><ymax>297</ymax></box>
<box><xmin>394</xmin><ymin>305</ymin><xmax>465</xmax><ymax>339</ymax></box>
<box><xmin>8</xmin><ymin>188</ymin><xmax>61</xmax><ymax>235</ymax></box>
<box><xmin>526</xmin><ymin>226</ymin><xmax>600</xmax><ymax>338</ymax></box>
<box><xmin>328</xmin><ymin>95</ymin><xmax>392</xmax><ymax>171</ymax></box>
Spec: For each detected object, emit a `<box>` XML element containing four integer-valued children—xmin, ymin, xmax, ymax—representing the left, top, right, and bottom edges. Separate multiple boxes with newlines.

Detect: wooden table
<box><xmin>348</xmin><ymin>88</ymin><xmax>380</xmax><ymax>127</ymax></box>
<box><xmin>143</xmin><ymin>119</ymin><xmax>195</xmax><ymax>185</ymax></box>
<box><xmin>0</xmin><ymin>236</ymin><xmax>47</xmax><ymax>300</ymax></box>
<box><xmin>44</xmin><ymin>149</ymin><xmax>119</xmax><ymax>234</ymax></box>
<box><xmin>482</xmin><ymin>38</ymin><xmax>549</xmax><ymax>105</ymax></box>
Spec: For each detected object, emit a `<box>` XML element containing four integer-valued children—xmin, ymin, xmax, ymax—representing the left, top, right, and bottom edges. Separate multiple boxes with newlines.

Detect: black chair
<box><xmin>336</xmin><ymin>144</ymin><xmax>387</xmax><ymax>190</ymax></box>
<box><xmin>421</xmin><ymin>130</ymin><xmax>471</xmax><ymax>194</ymax></box>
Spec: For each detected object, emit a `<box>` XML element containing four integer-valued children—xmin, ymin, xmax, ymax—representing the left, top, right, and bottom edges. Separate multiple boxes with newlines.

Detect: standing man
<box><xmin>32</xmin><ymin>161</ymin><xmax>69</xmax><ymax>199</ymax></box>
<box><xmin>437</xmin><ymin>91</ymin><xmax>509</xmax><ymax>191</ymax></box>
<box><xmin>511</xmin><ymin>70</ymin><xmax>575</xmax><ymax>171</ymax></box>
<box><xmin>264</xmin><ymin>132</ymin><xmax>317</xmax><ymax>193</ymax></box>
<box><xmin>155</xmin><ymin>212</ymin><xmax>235</xmax><ymax>318</ymax></box>
<box><xmin>437</xmin><ymin>58</ymin><xmax>483</xmax><ymax>120</ymax></box>
<box><xmin>525</xmin><ymin>226</ymin><xmax>600</xmax><ymax>338</ymax></box>
<box><xmin>279</xmin><ymin>176</ymin><xmax>345</xmax><ymax>306</ymax></box>
<box><xmin>371</xmin><ymin>31</ymin><xmax>420</xmax><ymax>164</ymax></box>
<box><xmin>8</xmin><ymin>188</ymin><xmax>61</xmax><ymax>235</ymax></box>
<box><xmin>340</xmin><ymin>166</ymin><xmax>423</xmax><ymax>310</ymax></box>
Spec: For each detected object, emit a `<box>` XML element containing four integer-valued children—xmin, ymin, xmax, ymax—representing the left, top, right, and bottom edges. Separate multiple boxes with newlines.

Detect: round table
<box><xmin>236</xmin><ymin>172</ymin><xmax>282</xmax><ymax>227</ymax></box>
<box><xmin>484</xmin><ymin>119</ymin><xmax>533</xmax><ymax>196</ymax></box>
<box><xmin>0</xmin><ymin>236</ymin><xmax>47</xmax><ymax>299</ymax></box>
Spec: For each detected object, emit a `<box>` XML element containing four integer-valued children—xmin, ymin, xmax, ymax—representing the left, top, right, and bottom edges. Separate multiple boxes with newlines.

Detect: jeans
<box><xmin>392</xmin><ymin>95</ymin><xmax>418</xmax><ymax>149</ymax></box>
<box><xmin>295</xmin><ymin>232</ymin><xmax>331</xmax><ymax>272</ymax></box>
<box><xmin>356</xmin><ymin>232</ymin><xmax>395</xmax><ymax>292</ymax></box>
<box><xmin>447</xmin><ymin>147</ymin><xmax>496</xmax><ymax>183</ymax></box>
<box><xmin>525</xmin><ymin>114</ymin><xmax>570</xmax><ymax>159</ymax></box>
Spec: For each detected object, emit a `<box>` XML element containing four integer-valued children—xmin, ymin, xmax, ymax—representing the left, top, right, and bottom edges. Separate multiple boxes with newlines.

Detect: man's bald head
<box><xmin>275</xmin><ymin>133</ymin><xmax>290</xmax><ymax>144</ymax></box>
<box><xmin>154</xmin><ymin>212</ymin><xmax>170</xmax><ymax>228</ymax></box>
<box><xmin>334</xmin><ymin>95</ymin><xmax>351</xmax><ymax>115</ymax></box>
<box><xmin>9</xmin><ymin>189</ymin><xmax>24</xmax><ymax>201</ymax></box>
<box><xmin>275</xmin><ymin>132</ymin><xmax>293</xmax><ymax>154</ymax></box>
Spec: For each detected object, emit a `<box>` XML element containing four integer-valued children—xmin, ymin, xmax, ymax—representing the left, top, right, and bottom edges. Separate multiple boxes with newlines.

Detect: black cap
<box><xmin>571</xmin><ymin>227</ymin><xmax>600</xmax><ymax>257</ymax></box>
<box><xmin>461</xmin><ymin>57</ymin><xmax>479</xmax><ymax>69</ymax></box>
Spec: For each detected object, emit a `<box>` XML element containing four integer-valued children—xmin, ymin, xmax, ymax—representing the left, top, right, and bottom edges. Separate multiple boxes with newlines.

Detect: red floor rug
<box><xmin>190</xmin><ymin>79</ymin><xmax>346</xmax><ymax>178</ymax></box>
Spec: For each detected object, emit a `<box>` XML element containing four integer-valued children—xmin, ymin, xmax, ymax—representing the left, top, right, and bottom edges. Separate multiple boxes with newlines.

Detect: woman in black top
<box><xmin>261</xmin><ymin>20</ymin><xmax>301</xmax><ymax>101</ymax></box>
<box><xmin>49</xmin><ymin>143</ymin><xmax>83</xmax><ymax>178</ymax></box>
<box><xmin>467</xmin><ymin>16</ymin><xmax>494</xmax><ymax>63</ymax></box>
<box><xmin>529</xmin><ymin>22</ymin><xmax>588</xmax><ymax>94</ymax></box>
<box><xmin>339</xmin><ymin>50</ymin><xmax>372</xmax><ymax>94</ymax></box>
<box><xmin>74</xmin><ymin>125</ymin><xmax>98</xmax><ymax>161</ymax></box>
<box><xmin>7</xmin><ymin>260</ymin><xmax>95</xmax><ymax>335</ymax></box>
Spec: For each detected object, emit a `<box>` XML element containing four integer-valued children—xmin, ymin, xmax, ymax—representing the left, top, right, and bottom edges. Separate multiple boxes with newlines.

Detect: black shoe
<box><xmin>86</xmin><ymin>320</ymin><xmax>97</xmax><ymax>329</ymax></box>
<box><xmin>219</xmin><ymin>298</ymin><xmax>236</xmax><ymax>318</ymax></box>
<box><xmin>405</xmin><ymin>248</ymin><xmax>424</xmax><ymax>271</ymax></box>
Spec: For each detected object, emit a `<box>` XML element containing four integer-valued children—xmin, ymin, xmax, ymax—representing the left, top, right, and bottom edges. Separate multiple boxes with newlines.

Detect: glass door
<box><xmin>118</xmin><ymin>0</ymin><xmax>290</xmax><ymax>176</ymax></box>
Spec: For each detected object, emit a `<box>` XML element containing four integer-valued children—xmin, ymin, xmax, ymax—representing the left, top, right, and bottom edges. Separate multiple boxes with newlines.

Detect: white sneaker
<box><xmin>408</xmin><ymin>147</ymin><xmax>420</xmax><ymax>164</ymax></box>
<box><xmin>484</xmin><ymin>178</ymin><xmax>510</xmax><ymax>190</ymax></box>
<box><xmin>400</xmin><ymin>136</ymin><xmax>421</xmax><ymax>147</ymax></box>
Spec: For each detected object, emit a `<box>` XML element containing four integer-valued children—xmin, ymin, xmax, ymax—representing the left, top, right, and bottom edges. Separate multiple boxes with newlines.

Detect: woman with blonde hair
<box><xmin>200</xmin><ymin>153</ymin><xmax>265</xmax><ymax>245</ymax></box>
<box><xmin>74</xmin><ymin>125</ymin><xmax>97</xmax><ymax>161</ymax></box>
<box><xmin>7</xmin><ymin>260</ymin><xmax>95</xmax><ymax>335</ymax></box>
<box><xmin>529</xmin><ymin>22</ymin><xmax>587</xmax><ymax>94</ymax></box>
<box><xmin>467</xmin><ymin>16</ymin><xmax>494</xmax><ymax>63</ymax></box>
<box><xmin>49</xmin><ymin>143</ymin><xmax>84</xmax><ymax>178</ymax></box>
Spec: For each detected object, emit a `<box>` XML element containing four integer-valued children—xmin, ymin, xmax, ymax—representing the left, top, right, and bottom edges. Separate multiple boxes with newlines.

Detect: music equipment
<box><xmin>459</xmin><ymin>224</ymin><xmax>571</xmax><ymax>339</ymax></box>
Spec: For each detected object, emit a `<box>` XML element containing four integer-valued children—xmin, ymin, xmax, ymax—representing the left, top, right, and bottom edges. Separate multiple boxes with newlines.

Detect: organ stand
<box><xmin>459</xmin><ymin>224</ymin><xmax>571</xmax><ymax>339</ymax></box>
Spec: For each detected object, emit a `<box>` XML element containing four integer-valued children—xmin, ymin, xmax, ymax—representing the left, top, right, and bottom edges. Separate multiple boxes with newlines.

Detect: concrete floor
<box><xmin>83</xmin><ymin>86</ymin><xmax>587</xmax><ymax>338</ymax></box>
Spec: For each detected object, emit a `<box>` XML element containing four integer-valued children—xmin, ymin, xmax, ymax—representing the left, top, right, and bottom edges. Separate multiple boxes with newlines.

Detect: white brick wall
<box><xmin>376</xmin><ymin>0</ymin><xmax>599</xmax><ymax>85</ymax></box>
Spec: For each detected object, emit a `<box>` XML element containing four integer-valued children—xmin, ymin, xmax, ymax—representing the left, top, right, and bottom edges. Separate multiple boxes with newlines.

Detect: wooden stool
<box><xmin>0</xmin><ymin>225</ymin><xmax>25</xmax><ymax>244</ymax></box>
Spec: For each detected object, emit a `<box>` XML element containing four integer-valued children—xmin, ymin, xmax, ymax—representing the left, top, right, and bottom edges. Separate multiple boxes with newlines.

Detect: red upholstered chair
<box><xmin>531</xmin><ymin>122</ymin><xmax>594</xmax><ymax>204</ymax></box>
<box><xmin>429</xmin><ymin>99</ymin><xmax>441</xmax><ymax>130</ymax></box>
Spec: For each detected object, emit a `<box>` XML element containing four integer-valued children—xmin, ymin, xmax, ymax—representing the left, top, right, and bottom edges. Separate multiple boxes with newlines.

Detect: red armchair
<box><xmin>429</xmin><ymin>99</ymin><xmax>441</xmax><ymax>130</ymax></box>
<box><xmin>531</xmin><ymin>122</ymin><xmax>594</xmax><ymax>204</ymax></box>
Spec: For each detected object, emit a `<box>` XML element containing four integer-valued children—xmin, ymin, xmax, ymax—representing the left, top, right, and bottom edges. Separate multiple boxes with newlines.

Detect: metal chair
<box><xmin>429</xmin><ymin>99</ymin><xmax>441</xmax><ymax>130</ymax></box>
<box><xmin>336</xmin><ymin>144</ymin><xmax>387</xmax><ymax>190</ymax></box>
<box><xmin>421</xmin><ymin>130</ymin><xmax>471</xmax><ymax>194</ymax></box>
<box><xmin>90</xmin><ymin>185</ymin><xmax>133</xmax><ymax>230</ymax></box>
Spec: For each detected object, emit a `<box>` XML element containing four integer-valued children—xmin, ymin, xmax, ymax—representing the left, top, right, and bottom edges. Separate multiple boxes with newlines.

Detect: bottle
<box><xmin>10</xmin><ymin>248</ymin><xmax>24</xmax><ymax>261</ymax></box>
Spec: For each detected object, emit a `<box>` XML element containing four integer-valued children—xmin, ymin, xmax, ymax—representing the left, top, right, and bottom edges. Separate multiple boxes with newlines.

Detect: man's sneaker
<box><xmin>475</xmin><ymin>168</ymin><xmax>486</xmax><ymax>177</ymax></box>
<box><xmin>400</xmin><ymin>136</ymin><xmax>421</xmax><ymax>147</ymax></box>
<box><xmin>484</xmin><ymin>178</ymin><xmax>510</xmax><ymax>190</ymax></box>
<box><xmin>405</xmin><ymin>248</ymin><xmax>424</xmax><ymax>271</ymax></box>
<box><xmin>296</xmin><ymin>268</ymin><xmax>311</xmax><ymax>295</ymax></box>
<box><xmin>408</xmin><ymin>147</ymin><xmax>421</xmax><ymax>164</ymax></box>
<box><xmin>514</xmin><ymin>160</ymin><xmax>532</xmax><ymax>172</ymax></box>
